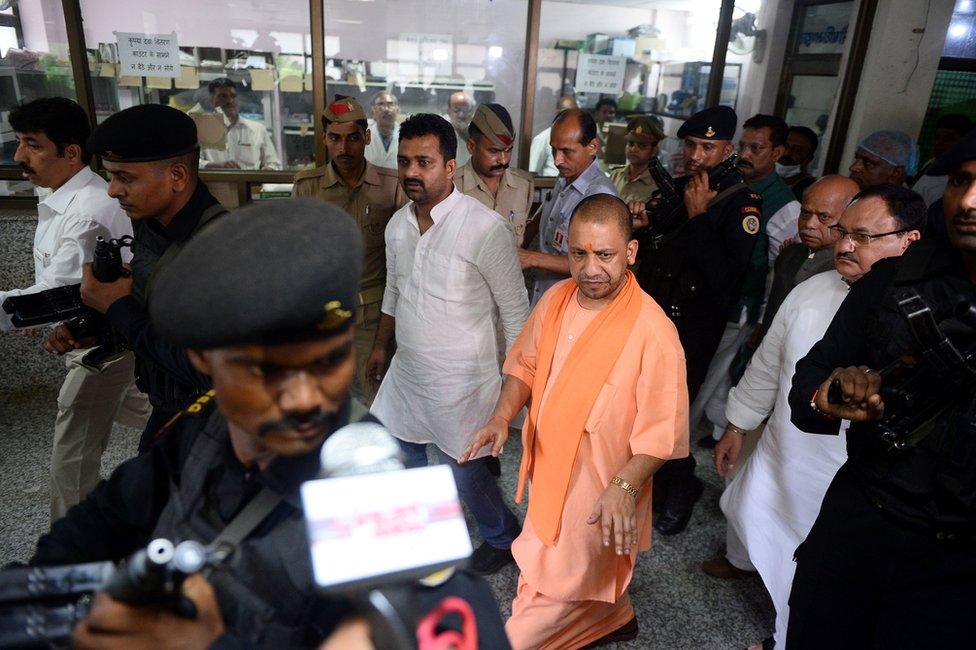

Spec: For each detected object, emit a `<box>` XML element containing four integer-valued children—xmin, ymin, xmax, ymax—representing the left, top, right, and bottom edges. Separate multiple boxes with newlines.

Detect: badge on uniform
<box><xmin>742</xmin><ymin>215</ymin><xmax>761</xmax><ymax>235</ymax></box>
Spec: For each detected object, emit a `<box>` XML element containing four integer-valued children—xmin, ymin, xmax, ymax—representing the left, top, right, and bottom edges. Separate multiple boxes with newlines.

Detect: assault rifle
<box><xmin>642</xmin><ymin>153</ymin><xmax>743</xmax><ymax>248</ymax></box>
<box><xmin>0</xmin><ymin>538</ymin><xmax>216</xmax><ymax>648</ymax></box>
<box><xmin>828</xmin><ymin>292</ymin><xmax>976</xmax><ymax>449</ymax></box>
<box><xmin>2</xmin><ymin>235</ymin><xmax>132</xmax><ymax>367</ymax></box>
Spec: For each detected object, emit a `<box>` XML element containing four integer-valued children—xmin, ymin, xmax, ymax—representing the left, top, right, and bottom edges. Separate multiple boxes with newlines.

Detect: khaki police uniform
<box><xmin>456</xmin><ymin>162</ymin><xmax>534</xmax><ymax>246</ymax></box>
<box><xmin>609</xmin><ymin>164</ymin><xmax>657</xmax><ymax>204</ymax></box>
<box><xmin>293</xmin><ymin>161</ymin><xmax>406</xmax><ymax>402</ymax></box>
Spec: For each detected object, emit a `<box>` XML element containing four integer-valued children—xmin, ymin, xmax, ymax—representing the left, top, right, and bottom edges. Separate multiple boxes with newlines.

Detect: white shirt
<box><xmin>371</xmin><ymin>189</ymin><xmax>529</xmax><ymax>459</ymax></box>
<box><xmin>200</xmin><ymin>116</ymin><xmax>281</xmax><ymax>170</ymax></box>
<box><xmin>365</xmin><ymin>119</ymin><xmax>400</xmax><ymax>170</ymax></box>
<box><xmin>765</xmin><ymin>199</ymin><xmax>801</xmax><ymax>267</ymax></box>
<box><xmin>721</xmin><ymin>270</ymin><xmax>850</xmax><ymax>646</ymax></box>
<box><xmin>0</xmin><ymin>167</ymin><xmax>132</xmax><ymax>331</ymax></box>
<box><xmin>529</xmin><ymin>127</ymin><xmax>557</xmax><ymax>176</ymax></box>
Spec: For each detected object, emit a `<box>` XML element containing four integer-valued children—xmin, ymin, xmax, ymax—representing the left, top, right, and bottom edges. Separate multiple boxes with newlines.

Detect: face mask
<box><xmin>776</xmin><ymin>162</ymin><xmax>802</xmax><ymax>178</ymax></box>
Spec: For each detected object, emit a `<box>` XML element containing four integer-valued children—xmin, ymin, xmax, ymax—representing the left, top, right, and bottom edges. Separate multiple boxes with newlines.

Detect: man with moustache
<box><xmin>365</xmin><ymin>90</ymin><xmax>401</xmax><ymax>170</ymax></box>
<box><xmin>709</xmin><ymin>185</ymin><xmax>921</xmax><ymax>649</ymax></box>
<box><xmin>521</xmin><ymin>108</ymin><xmax>618</xmax><ymax>305</ymax></box>
<box><xmin>693</xmin><ymin>114</ymin><xmax>799</xmax><ymax>449</ymax></box>
<box><xmin>445</xmin><ymin>91</ymin><xmax>476</xmax><ymax>167</ymax></box>
<box><xmin>529</xmin><ymin>95</ymin><xmax>578</xmax><ymax>176</ymax></box>
<box><xmin>366</xmin><ymin>114</ymin><xmax>529</xmax><ymax>575</ymax></box>
<box><xmin>47</xmin><ymin>105</ymin><xmax>227</xmax><ymax>452</ymax></box>
<box><xmin>787</xmin><ymin>134</ymin><xmax>976</xmax><ymax>647</ymax></box>
<box><xmin>292</xmin><ymin>97</ymin><xmax>407</xmax><ymax>403</ymax></box>
<box><xmin>0</xmin><ymin>97</ymin><xmax>149</xmax><ymax>518</ymax></box>
<box><xmin>609</xmin><ymin>115</ymin><xmax>664</xmax><ymax>204</ymax></box>
<box><xmin>31</xmin><ymin>201</ymin><xmax>510</xmax><ymax>649</ymax></box>
<box><xmin>848</xmin><ymin>130</ymin><xmax>918</xmax><ymax>190</ymax></box>
<box><xmin>456</xmin><ymin>103</ymin><xmax>534</xmax><ymax>246</ymax></box>
<box><xmin>756</xmin><ymin>175</ymin><xmax>860</xmax><ymax>341</ymax></box>
<box><xmin>630</xmin><ymin>105</ymin><xmax>762</xmax><ymax>535</ymax></box>
<box><xmin>779</xmin><ymin>126</ymin><xmax>819</xmax><ymax>201</ymax></box>
<box><xmin>461</xmin><ymin>194</ymin><xmax>688</xmax><ymax>649</ymax></box>
<box><xmin>200</xmin><ymin>78</ymin><xmax>280</xmax><ymax>170</ymax></box>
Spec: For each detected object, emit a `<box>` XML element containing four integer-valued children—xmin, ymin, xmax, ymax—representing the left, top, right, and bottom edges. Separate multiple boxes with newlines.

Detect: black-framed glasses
<box><xmin>828</xmin><ymin>224</ymin><xmax>908</xmax><ymax>245</ymax></box>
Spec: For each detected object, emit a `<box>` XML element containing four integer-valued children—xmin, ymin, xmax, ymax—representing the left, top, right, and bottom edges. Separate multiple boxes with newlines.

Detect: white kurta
<box><xmin>371</xmin><ymin>189</ymin><xmax>529</xmax><ymax>459</ymax></box>
<box><xmin>722</xmin><ymin>270</ymin><xmax>850</xmax><ymax>647</ymax></box>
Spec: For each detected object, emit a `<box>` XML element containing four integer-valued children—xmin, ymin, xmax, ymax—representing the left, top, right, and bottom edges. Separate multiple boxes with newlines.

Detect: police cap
<box><xmin>927</xmin><ymin>127</ymin><xmax>976</xmax><ymax>176</ymax></box>
<box><xmin>323</xmin><ymin>97</ymin><xmax>368</xmax><ymax>124</ymax></box>
<box><xmin>150</xmin><ymin>199</ymin><xmax>364</xmax><ymax>349</ymax></box>
<box><xmin>88</xmin><ymin>104</ymin><xmax>198</xmax><ymax>163</ymax></box>
<box><xmin>676</xmin><ymin>105</ymin><xmax>737</xmax><ymax>141</ymax></box>
<box><xmin>625</xmin><ymin>115</ymin><xmax>664</xmax><ymax>144</ymax></box>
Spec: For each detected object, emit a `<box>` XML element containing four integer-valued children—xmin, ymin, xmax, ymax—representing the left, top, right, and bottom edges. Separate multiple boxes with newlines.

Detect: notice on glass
<box><xmin>115</xmin><ymin>31</ymin><xmax>180</xmax><ymax>78</ymax></box>
<box><xmin>574</xmin><ymin>54</ymin><xmax>626</xmax><ymax>95</ymax></box>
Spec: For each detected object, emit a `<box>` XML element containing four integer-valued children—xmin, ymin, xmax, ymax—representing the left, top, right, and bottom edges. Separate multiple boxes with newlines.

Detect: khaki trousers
<box><xmin>353</xmin><ymin>302</ymin><xmax>382</xmax><ymax>406</ymax></box>
<box><xmin>50</xmin><ymin>349</ymin><xmax>150</xmax><ymax>519</ymax></box>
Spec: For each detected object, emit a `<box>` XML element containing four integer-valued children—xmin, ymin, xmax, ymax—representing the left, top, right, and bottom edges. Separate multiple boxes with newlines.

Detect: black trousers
<box><xmin>787</xmin><ymin>465</ymin><xmax>976</xmax><ymax>649</ymax></box>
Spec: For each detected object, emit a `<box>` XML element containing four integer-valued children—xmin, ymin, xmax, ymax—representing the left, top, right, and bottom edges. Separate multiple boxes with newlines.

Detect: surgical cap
<box><xmin>857</xmin><ymin>130</ymin><xmax>919</xmax><ymax>177</ymax></box>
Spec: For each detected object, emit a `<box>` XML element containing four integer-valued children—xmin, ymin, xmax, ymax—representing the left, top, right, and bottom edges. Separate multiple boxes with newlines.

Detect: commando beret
<box><xmin>150</xmin><ymin>199</ymin><xmax>364</xmax><ymax>349</ymax></box>
<box><xmin>677</xmin><ymin>105</ymin><xmax>737</xmax><ymax>141</ymax></box>
<box><xmin>88</xmin><ymin>104</ymin><xmax>198</xmax><ymax>163</ymax></box>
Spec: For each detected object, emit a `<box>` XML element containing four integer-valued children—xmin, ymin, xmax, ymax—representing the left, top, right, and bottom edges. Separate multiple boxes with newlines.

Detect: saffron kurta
<box><xmin>503</xmin><ymin>279</ymin><xmax>688</xmax><ymax>648</ymax></box>
<box><xmin>722</xmin><ymin>270</ymin><xmax>850</xmax><ymax>647</ymax></box>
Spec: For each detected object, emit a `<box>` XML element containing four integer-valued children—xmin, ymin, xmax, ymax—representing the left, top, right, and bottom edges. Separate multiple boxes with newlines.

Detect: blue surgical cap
<box><xmin>857</xmin><ymin>130</ymin><xmax>919</xmax><ymax>177</ymax></box>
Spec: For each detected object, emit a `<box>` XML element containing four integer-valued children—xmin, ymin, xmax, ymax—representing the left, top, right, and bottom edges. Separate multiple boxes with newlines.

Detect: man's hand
<box><xmin>43</xmin><ymin>323</ymin><xmax>97</xmax><ymax>355</ymax></box>
<box><xmin>587</xmin><ymin>482</ymin><xmax>638</xmax><ymax>556</ymax></box>
<box><xmin>713</xmin><ymin>426</ymin><xmax>745</xmax><ymax>478</ymax></box>
<box><xmin>80</xmin><ymin>263</ymin><xmax>133</xmax><ymax>314</ymax></box>
<box><xmin>72</xmin><ymin>574</ymin><xmax>225</xmax><ymax>650</ymax></box>
<box><xmin>628</xmin><ymin>200</ymin><xmax>650</xmax><ymax>231</ymax></box>
<box><xmin>458</xmin><ymin>415</ymin><xmax>509</xmax><ymax>463</ymax></box>
<box><xmin>815</xmin><ymin>365</ymin><xmax>885</xmax><ymax>422</ymax></box>
<box><xmin>517</xmin><ymin>247</ymin><xmax>536</xmax><ymax>270</ymax></box>
<box><xmin>319</xmin><ymin>617</ymin><xmax>373</xmax><ymax>650</ymax></box>
<box><xmin>364</xmin><ymin>345</ymin><xmax>388</xmax><ymax>389</ymax></box>
<box><xmin>683</xmin><ymin>170</ymin><xmax>716</xmax><ymax>218</ymax></box>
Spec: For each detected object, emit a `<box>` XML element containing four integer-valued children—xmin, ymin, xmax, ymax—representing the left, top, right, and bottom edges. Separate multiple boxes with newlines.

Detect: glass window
<box><xmin>944</xmin><ymin>0</ymin><xmax>976</xmax><ymax>58</ymax></box>
<box><xmin>320</xmin><ymin>0</ymin><xmax>528</xmax><ymax>170</ymax></box>
<box><xmin>0</xmin><ymin>0</ymin><xmax>77</xmax><ymax>184</ymax></box>
<box><xmin>79</xmin><ymin>0</ymin><xmax>312</xmax><ymax>170</ymax></box>
<box><xmin>530</xmin><ymin>0</ymin><xmax>722</xmax><ymax>176</ymax></box>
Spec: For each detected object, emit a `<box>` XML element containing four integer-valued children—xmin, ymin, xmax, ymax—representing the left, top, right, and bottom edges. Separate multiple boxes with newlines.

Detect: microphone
<box><xmin>301</xmin><ymin>421</ymin><xmax>472</xmax><ymax>592</ymax></box>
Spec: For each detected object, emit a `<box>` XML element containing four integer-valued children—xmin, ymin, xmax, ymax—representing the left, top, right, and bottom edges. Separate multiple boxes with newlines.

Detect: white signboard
<box><xmin>575</xmin><ymin>53</ymin><xmax>626</xmax><ymax>95</ymax></box>
<box><xmin>115</xmin><ymin>32</ymin><xmax>180</xmax><ymax>78</ymax></box>
<box><xmin>797</xmin><ymin>2</ymin><xmax>853</xmax><ymax>55</ymax></box>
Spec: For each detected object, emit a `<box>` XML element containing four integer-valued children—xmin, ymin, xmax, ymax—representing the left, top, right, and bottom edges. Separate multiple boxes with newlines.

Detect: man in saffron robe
<box><xmin>460</xmin><ymin>194</ymin><xmax>689</xmax><ymax>649</ymax></box>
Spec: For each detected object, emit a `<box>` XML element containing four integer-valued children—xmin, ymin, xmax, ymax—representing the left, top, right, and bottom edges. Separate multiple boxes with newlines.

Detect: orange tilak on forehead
<box><xmin>584</xmin><ymin>243</ymin><xmax>593</xmax><ymax>252</ymax></box>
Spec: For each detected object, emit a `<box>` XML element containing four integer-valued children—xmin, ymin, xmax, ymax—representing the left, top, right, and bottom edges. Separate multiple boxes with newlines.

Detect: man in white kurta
<box><xmin>369</xmin><ymin>113</ymin><xmax>530</xmax><ymax>574</ymax></box>
<box><xmin>712</xmin><ymin>188</ymin><xmax>923</xmax><ymax>647</ymax></box>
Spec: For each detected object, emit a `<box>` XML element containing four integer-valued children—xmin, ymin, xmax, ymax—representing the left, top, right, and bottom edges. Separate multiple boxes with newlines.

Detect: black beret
<box><xmin>677</xmin><ymin>105</ymin><xmax>737</xmax><ymax>141</ymax></box>
<box><xmin>150</xmin><ymin>199</ymin><xmax>364</xmax><ymax>349</ymax></box>
<box><xmin>88</xmin><ymin>104</ymin><xmax>198</xmax><ymax>163</ymax></box>
<box><xmin>927</xmin><ymin>128</ymin><xmax>976</xmax><ymax>176</ymax></box>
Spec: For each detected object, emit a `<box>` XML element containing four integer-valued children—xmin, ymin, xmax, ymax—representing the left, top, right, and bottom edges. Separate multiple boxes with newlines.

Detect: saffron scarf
<box><xmin>515</xmin><ymin>271</ymin><xmax>642</xmax><ymax>546</ymax></box>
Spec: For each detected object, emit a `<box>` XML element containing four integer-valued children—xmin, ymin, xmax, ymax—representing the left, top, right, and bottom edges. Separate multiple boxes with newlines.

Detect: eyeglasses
<box><xmin>828</xmin><ymin>224</ymin><xmax>908</xmax><ymax>245</ymax></box>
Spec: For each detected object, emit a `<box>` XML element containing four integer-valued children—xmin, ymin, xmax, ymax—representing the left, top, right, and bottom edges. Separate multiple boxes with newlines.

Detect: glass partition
<box><xmin>79</xmin><ymin>0</ymin><xmax>312</xmax><ymax>171</ymax></box>
<box><xmin>530</xmin><ymin>0</ymin><xmax>722</xmax><ymax>176</ymax></box>
<box><xmin>320</xmin><ymin>0</ymin><xmax>528</xmax><ymax>169</ymax></box>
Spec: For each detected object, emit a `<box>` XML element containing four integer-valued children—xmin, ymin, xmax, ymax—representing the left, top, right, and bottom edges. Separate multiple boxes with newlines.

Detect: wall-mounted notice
<box><xmin>115</xmin><ymin>31</ymin><xmax>180</xmax><ymax>78</ymax></box>
<box><xmin>575</xmin><ymin>53</ymin><xmax>626</xmax><ymax>95</ymax></box>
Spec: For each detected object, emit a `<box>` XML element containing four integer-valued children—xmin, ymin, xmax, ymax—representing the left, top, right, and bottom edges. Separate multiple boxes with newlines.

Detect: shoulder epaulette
<box><xmin>293</xmin><ymin>166</ymin><xmax>328</xmax><ymax>182</ymax></box>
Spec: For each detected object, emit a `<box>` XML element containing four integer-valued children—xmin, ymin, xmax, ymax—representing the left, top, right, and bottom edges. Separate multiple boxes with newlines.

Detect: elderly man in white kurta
<box><xmin>711</xmin><ymin>187</ymin><xmax>923</xmax><ymax>648</ymax></box>
<box><xmin>368</xmin><ymin>113</ymin><xmax>530</xmax><ymax>575</ymax></box>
